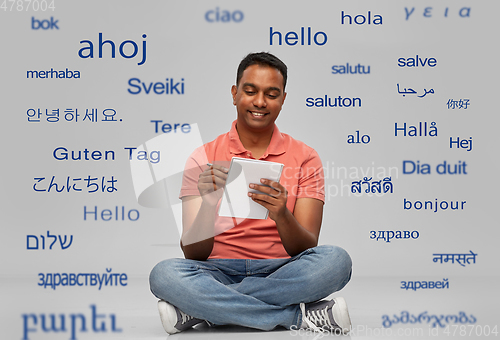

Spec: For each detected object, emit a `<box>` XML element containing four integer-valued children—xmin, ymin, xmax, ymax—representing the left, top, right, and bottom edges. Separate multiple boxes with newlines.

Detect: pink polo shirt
<box><xmin>180</xmin><ymin>120</ymin><xmax>325</xmax><ymax>259</ymax></box>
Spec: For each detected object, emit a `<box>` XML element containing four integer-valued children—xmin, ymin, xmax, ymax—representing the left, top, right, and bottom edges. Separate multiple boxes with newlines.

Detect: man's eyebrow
<box><xmin>242</xmin><ymin>83</ymin><xmax>282</xmax><ymax>93</ymax></box>
<box><xmin>267</xmin><ymin>86</ymin><xmax>282</xmax><ymax>93</ymax></box>
<box><xmin>242</xmin><ymin>82</ymin><xmax>256</xmax><ymax>88</ymax></box>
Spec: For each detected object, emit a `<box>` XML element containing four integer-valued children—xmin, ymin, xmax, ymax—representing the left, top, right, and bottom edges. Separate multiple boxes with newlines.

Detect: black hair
<box><xmin>236</xmin><ymin>52</ymin><xmax>287</xmax><ymax>90</ymax></box>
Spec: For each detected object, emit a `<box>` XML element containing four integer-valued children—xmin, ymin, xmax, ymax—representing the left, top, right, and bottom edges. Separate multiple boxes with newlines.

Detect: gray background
<box><xmin>1</xmin><ymin>1</ymin><xmax>498</xmax><ymax>339</ymax></box>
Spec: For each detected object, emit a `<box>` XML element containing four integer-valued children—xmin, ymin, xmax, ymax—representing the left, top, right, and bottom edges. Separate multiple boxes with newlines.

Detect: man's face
<box><xmin>231</xmin><ymin>64</ymin><xmax>286</xmax><ymax>133</ymax></box>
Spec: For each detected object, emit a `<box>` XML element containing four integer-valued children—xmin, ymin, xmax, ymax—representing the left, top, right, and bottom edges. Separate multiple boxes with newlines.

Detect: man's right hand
<box><xmin>197</xmin><ymin>164</ymin><xmax>228</xmax><ymax>206</ymax></box>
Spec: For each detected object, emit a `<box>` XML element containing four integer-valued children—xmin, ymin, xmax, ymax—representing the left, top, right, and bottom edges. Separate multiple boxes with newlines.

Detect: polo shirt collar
<box><xmin>228</xmin><ymin>120</ymin><xmax>286</xmax><ymax>157</ymax></box>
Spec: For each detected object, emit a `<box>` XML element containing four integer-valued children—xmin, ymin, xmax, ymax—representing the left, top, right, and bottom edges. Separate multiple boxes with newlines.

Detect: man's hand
<box><xmin>197</xmin><ymin>164</ymin><xmax>228</xmax><ymax>206</ymax></box>
<box><xmin>248</xmin><ymin>179</ymin><xmax>323</xmax><ymax>256</ymax></box>
<box><xmin>248</xmin><ymin>179</ymin><xmax>288</xmax><ymax>222</ymax></box>
<box><xmin>181</xmin><ymin>163</ymin><xmax>228</xmax><ymax>260</ymax></box>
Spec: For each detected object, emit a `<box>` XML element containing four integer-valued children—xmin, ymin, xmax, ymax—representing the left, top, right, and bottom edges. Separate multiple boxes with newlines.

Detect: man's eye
<box><xmin>245</xmin><ymin>91</ymin><xmax>255</xmax><ymax>95</ymax></box>
<box><xmin>268</xmin><ymin>94</ymin><xmax>278</xmax><ymax>99</ymax></box>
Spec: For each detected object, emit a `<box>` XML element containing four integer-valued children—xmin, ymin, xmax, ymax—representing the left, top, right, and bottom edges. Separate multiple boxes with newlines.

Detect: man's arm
<box><xmin>180</xmin><ymin>196</ymin><xmax>215</xmax><ymax>261</ymax></box>
<box><xmin>180</xmin><ymin>164</ymin><xmax>228</xmax><ymax>261</ymax></box>
<box><xmin>274</xmin><ymin>197</ymin><xmax>323</xmax><ymax>256</ymax></box>
<box><xmin>249</xmin><ymin>180</ymin><xmax>323</xmax><ymax>256</ymax></box>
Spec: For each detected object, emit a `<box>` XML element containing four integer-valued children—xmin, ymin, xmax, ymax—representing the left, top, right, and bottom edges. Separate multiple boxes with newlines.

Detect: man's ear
<box><xmin>231</xmin><ymin>85</ymin><xmax>237</xmax><ymax>105</ymax></box>
<box><xmin>282</xmin><ymin>91</ymin><xmax>287</xmax><ymax>104</ymax></box>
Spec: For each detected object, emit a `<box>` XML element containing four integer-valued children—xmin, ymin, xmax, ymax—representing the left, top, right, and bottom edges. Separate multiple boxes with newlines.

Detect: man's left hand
<box><xmin>248</xmin><ymin>179</ymin><xmax>288</xmax><ymax>222</ymax></box>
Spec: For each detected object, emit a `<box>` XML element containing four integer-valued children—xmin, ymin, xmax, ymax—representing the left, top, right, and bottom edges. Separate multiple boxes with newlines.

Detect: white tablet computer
<box><xmin>218</xmin><ymin>157</ymin><xmax>284</xmax><ymax>219</ymax></box>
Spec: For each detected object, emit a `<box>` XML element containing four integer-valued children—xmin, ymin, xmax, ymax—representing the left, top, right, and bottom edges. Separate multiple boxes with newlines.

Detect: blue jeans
<box><xmin>149</xmin><ymin>245</ymin><xmax>352</xmax><ymax>331</ymax></box>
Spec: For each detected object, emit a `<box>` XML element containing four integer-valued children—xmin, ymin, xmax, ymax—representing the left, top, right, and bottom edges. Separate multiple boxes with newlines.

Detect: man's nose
<box><xmin>253</xmin><ymin>92</ymin><xmax>267</xmax><ymax>108</ymax></box>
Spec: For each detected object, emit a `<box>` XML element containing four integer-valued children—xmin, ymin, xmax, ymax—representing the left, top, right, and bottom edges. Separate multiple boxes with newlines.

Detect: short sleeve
<box><xmin>179</xmin><ymin>146</ymin><xmax>207</xmax><ymax>199</ymax></box>
<box><xmin>296</xmin><ymin>149</ymin><xmax>325</xmax><ymax>202</ymax></box>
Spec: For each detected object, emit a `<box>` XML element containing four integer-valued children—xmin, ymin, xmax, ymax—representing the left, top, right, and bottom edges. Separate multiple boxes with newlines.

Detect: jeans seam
<box><xmin>293</xmin><ymin>306</ymin><xmax>302</xmax><ymax>329</ymax></box>
<box><xmin>194</xmin><ymin>264</ymin><xmax>241</xmax><ymax>276</ymax></box>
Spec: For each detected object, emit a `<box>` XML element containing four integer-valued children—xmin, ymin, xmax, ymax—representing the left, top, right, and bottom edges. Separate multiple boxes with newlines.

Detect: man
<box><xmin>149</xmin><ymin>52</ymin><xmax>352</xmax><ymax>334</ymax></box>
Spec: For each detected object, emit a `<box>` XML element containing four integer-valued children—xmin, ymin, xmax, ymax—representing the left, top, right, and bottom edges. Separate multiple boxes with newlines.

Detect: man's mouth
<box><xmin>250</xmin><ymin>111</ymin><xmax>268</xmax><ymax>117</ymax></box>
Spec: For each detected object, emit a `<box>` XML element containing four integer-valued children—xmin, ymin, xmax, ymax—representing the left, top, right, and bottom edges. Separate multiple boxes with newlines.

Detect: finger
<box><xmin>199</xmin><ymin>181</ymin><xmax>224</xmax><ymax>193</ymax></box>
<box><xmin>248</xmin><ymin>192</ymin><xmax>277</xmax><ymax>205</ymax></box>
<box><xmin>250</xmin><ymin>197</ymin><xmax>272</xmax><ymax>210</ymax></box>
<box><xmin>199</xmin><ymin>175</ymin><xmax>227</xmax><ymax>190</ymax></box>
<box><xmin>209</xmin><ymin>164</ymin><xmax>229</xmax><ymax>173</ymax></box>
<box><xmin>200</xmin><ymin>168</ymin><xmax>228</xmax><ymax>182</ymax></box>
<box><xmin>210</xmin><ymin>166</ymin><xmax>217</xmax><ymax>191</ymax></box>
<box><xmin>266</xmin><ymin>180</ymin><xmax>286</xmax><ymax>197</ymax></box>
<box><xmin>249</xmin><ymin>184</ymin><xmax>274</xmax><ymax>196</ymax></box>
<box><xmin>208</xmin><ymin>167</ymin><xmax>229</xmax><ymax>179</ymax></box>
<box><xmin>260</xmin><ymin>178</ymin><xmax>284</xmax><ymax>191</ymax></box>
<box><xmin>250</xmin><ymin>183</ymin><xmax>282</xmax><ymax>197</ymax></box>
<box><xmin>211</xmin><ymin>172</ymin><xmax>228</xmax><ymax>191</ymax></box>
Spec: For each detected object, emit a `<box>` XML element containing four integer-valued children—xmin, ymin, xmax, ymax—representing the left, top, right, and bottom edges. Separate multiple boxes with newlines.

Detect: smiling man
<box><xmin>149</xmin><ymin>52</ymin><xmax>352</xmax><ymax>334</ymax></box>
